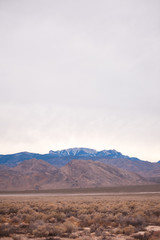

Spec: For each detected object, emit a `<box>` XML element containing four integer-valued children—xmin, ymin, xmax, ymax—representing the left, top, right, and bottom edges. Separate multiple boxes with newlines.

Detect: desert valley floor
<box><xmin>1</xmin><ymin>187</ymin><xmax>160</xmax><ymax>240</ymax></box>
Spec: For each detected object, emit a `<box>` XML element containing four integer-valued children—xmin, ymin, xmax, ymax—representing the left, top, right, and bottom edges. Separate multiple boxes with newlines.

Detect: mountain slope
<box><xmin>98</xmin><ymin>158</ymin><xmax>160</xmax><ymax>178</ymax></box>
<box><xmin>61</xmin><ymin>160</ymin><xmax>147</xmax><ymax>188</ymax></box>
<box><xmin>0</xmin><ymin>158</ymin><xmax>148</xmax><ymax>191</ymax></box>
<box><xmin>13</xmin><ymin>158</ymin><xmax>57</xmax><ymax>174</ymax></box>
<box><xmin>0</xmin><ymin>159</ymin><xmax>63</xmax><ymax>191</ymax></box>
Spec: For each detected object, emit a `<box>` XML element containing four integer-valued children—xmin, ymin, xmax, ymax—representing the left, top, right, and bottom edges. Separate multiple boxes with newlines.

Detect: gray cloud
<box><xmin>0</xmin><ymin>0</ymin><xmax>160</xmax><ymax>161</ymax></box>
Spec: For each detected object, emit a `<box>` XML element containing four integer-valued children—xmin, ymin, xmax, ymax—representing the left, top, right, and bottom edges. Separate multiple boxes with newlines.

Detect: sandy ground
<box><xmin>0</xmin><ymin>191</ymin><xmax>160</xmax><ymax>197</ymax></box>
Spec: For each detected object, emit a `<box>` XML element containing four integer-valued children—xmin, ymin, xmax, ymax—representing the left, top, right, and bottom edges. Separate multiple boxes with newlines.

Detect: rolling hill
<box><xmin>0</xmin><ymin>158</ymin><xmax>148</xmax><ymax>191</ymax></box>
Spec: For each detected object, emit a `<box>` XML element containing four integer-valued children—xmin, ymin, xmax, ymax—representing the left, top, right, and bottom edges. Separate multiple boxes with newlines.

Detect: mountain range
<box><xmin>0</xmin><ymin>148</ymin><xmax>160</xmax><ymax>177</ymax></box>
<box><xmin>0</xmin><ymin>158</ymin><xmax>147</xmax><ymax>191</ymax></box>
<box><xmin>0</xmin><ymin>148</ymin><xmax>139</xmax><ymax>167</ymax></box>
<box><xmin>0</xmin><ymin>148</ymin><xmax>160</xmax><ymax>190</ymax></box>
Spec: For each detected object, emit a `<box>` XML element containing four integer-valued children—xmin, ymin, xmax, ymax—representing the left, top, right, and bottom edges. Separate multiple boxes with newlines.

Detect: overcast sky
<box><xmin>0</xmin><ymin>0</ymin><xmax>160</xmax><ymax>162</ymax></box>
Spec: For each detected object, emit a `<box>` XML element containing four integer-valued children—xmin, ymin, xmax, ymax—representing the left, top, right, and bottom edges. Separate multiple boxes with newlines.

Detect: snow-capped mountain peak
<box><xmin>49</xmin><ymin>148</ymin><xmax>97</xmax><ymax>157</ymax></box>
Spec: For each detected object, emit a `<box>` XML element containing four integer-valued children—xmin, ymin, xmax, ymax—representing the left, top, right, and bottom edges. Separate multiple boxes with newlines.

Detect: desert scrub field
<box><xmin>0</xmin><ymin>194</ymin><xmax>160</xmax><ymax>240</ymax></box>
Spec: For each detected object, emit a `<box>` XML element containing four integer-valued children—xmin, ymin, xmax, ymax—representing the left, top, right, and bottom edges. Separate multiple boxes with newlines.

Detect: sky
<box><xmin>0</xmin><ymin>0</ymin><xmax>160</xmax><ymax>162</ymax></box>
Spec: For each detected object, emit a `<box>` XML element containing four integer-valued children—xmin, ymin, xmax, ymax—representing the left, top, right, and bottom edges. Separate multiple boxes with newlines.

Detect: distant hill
<box><xmin>98</xmin><ymin>158</ymin><xmax>160</xmax><ymax>178</ymax></box>
<box><xmin>0</xmin><ymin>152</ymin><xmax>50</xmax><ymax>167</ymax></box>
<box><xmin>0</xmin><ymin>158</ymin><xmax>148</xmax><ymax>191</ymax></box>
<box><xmin>60</xmin><ymin>159</ymin><xmax>147</xmax><ymax>188</ymax></box>
<box><xmin>0</xmin><ymin>148</ymin><xmax>160</xmax><ymax>180</ymax></box>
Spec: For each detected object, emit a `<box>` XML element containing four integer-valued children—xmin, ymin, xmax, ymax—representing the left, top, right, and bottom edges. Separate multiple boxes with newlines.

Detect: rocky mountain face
<box><xmin>49</xmin><ymin>147</ymin><xmax>139</xmax><ymax>160</ymax></box>
<box><xmin>0</xmin><ymin>158</ymin><xmax>148</xmax><ymax>191</ymax></box>
<box><xmin>60</xmin><ymin>160</ymin><xmax>147</xmax><ymax>188</ymax></box>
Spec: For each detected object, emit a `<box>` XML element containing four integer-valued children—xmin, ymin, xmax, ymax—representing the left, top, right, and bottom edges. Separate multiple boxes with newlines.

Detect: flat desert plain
<box><xmin>0</xmin><ymin>187</ymin><xmax>160</xmax><ymax>240</ymax></box>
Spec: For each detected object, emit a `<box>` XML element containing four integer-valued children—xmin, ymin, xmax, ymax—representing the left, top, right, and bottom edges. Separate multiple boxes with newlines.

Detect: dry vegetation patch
<box><xmin>0</xmin><ymin>194</ymin><xmax>160</xmax><ymax>239</ymax></box>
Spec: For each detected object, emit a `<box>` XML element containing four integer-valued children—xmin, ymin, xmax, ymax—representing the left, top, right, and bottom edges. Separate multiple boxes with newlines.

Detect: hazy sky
<box><xmin>0</xmin><ymin>0</ymin><xmax>160</xmax><ymax>162</ymax></box>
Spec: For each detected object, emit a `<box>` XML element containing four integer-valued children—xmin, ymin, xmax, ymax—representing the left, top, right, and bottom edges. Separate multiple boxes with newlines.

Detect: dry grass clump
<box><xmin>149</xmin><ymin>231</ymin><xmax>160</xmax><ymax>240</ymax></box>
<box><xmin>0</xmin><ymin>195</ymin><xmax>160</xmax><ymax>239</ymax></box>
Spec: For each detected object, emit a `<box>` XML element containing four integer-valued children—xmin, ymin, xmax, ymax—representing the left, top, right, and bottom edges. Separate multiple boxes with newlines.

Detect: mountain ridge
<box><xmin>0</xmin><ymin>158</ymin><xmax>148</xmax><ymax>191</ymax></box>
<box><xmin>0</xmin><ymin>148</ymin><xmax>160</xmax><ymax>179</ymax></box>
<box><xmin>0</xmin><ymin>147</ymin><xmax>143</xmax><ymax>168</ymax></box>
